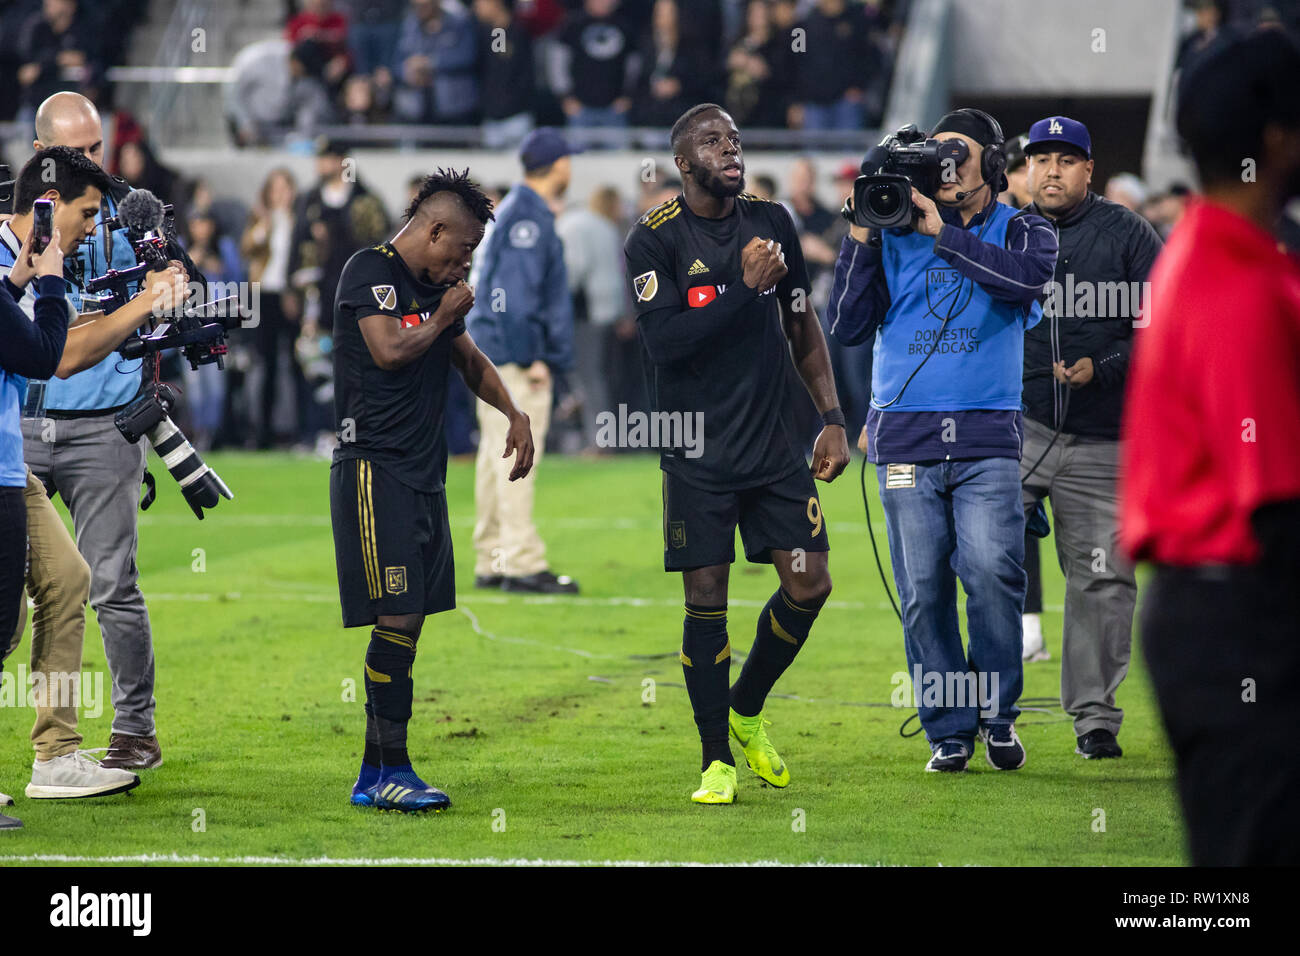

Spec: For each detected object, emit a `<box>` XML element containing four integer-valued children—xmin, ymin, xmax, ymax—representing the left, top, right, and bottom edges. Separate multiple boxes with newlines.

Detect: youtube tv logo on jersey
<box><xmin>687</xmin><ymin>285</ymin><xmax>718</xmax><ymax>307</ymax></box>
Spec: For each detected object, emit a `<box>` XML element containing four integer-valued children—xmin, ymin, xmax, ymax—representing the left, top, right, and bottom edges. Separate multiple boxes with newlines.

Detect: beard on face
<box><xmin>690</xmin><ymin>161</ymin><xmax>745</xmax><ymax>199</ymax></box>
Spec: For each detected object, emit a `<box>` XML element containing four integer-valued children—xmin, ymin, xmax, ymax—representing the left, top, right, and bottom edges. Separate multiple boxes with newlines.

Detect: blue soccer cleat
<box><xmin>373</xmin><ymin>768</ymin><xmax>452</xmax><ymax>813</ymax></box>
<box><xmin>350</xmin><ymin>763</ymin><xmax>381</xmax><ymax>807</ymax></box>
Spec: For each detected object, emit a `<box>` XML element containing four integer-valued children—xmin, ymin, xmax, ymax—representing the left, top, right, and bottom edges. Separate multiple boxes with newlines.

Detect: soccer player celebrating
<box><xmin>624</xmin><ymin>105</ymin><xmax>850</xmax><ymax>804</ymax></box>
<box><xmin>330</xmin><ymin>169</ymin><xmax>534</xmax><ymax>813</ymax></box>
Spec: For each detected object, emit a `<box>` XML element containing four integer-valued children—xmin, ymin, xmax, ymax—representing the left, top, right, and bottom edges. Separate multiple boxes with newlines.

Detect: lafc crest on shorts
<box><xmin>385</xmin><ymin>566</ymin><xmax>408</xmax><ymax>594</ymax></box>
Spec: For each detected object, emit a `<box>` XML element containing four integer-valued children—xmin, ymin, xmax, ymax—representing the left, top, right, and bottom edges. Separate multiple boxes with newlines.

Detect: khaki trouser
<box><xmin>4</xmin><ymin>467</ymin><xmax>90</xmax><ymax>758</ymax></box>
<box><xmin>473</xmin><ymin>363</ymin><xmax>552</xmax><ymax>578</ymax></box>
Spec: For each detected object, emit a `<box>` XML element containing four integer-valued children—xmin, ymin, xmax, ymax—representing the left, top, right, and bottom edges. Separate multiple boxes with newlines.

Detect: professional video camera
<box><xmin>86</xmin><ymin>188</ymin><xmax>246</xmax><ymax>372</ymax></box>
<box><xmin>849</xmin><ymin>125</ymin><xmax>970</xmax><ymax>231</ymax></box>
<box><xmin>84</xmin><ymin>187</ymin><xmax>241</xmax><ymax>520</ymax></box>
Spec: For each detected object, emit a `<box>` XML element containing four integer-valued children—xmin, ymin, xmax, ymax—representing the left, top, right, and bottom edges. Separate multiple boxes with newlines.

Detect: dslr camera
<box><xmin>848</xmin><ymin>125</ymin><xmax>970</xmax><ymax>230</ymax></box>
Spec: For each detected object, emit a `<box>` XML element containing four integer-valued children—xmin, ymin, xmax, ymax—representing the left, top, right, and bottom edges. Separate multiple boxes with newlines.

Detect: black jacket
<box><xmin>1023</xmin><ymin>191</ymin><xmax>1162</xmax><ymax>439</ymax></box>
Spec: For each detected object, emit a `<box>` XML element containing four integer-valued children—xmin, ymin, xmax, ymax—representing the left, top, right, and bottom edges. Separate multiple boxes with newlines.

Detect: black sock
<box><xmin>730</xmin><ymin>589</ymin><xmax>825</xmax><ymax>718</ymax></box>
<box><xmin>362</xmin><ymin>701</ymin><xmax>381</xmax><ymax>768</ymax></box>
<box><xmin>364</xmin><ymin>625</ymin><xmax>418</xmax><ymax>768</ymax></box>
<box><xmin>682</xmin><ymin>602</ymin><xmax>733</xmax><ymax>771</ymax></box>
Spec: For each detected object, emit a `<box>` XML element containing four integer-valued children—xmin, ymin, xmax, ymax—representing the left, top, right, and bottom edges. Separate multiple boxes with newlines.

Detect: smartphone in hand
<box><xmin>32</xmin><ymin>198</ymin><xmax>54</xmax><ymax>255</ymax></box>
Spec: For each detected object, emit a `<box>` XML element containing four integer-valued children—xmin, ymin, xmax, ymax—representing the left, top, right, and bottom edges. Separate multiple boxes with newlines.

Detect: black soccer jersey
<box><xmin>332</xmin><ymin>242</ymin><xmax>464</xmax><ymax>493</ymax></box>
<box><xmin>624</xmin><ymin>192</ymin><xmax>812</xmax><ymax>491</ymax></box>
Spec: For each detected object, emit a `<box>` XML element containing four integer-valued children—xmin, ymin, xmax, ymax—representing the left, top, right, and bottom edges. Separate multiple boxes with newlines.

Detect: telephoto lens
<box><xmin>146</xmin><ymin>415</ymin><xmax>234</xmax><ymax>519</ymax></box>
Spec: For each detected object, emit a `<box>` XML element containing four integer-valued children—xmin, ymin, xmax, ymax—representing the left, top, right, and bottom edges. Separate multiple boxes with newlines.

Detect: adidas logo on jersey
<box><xmin>687</xmin><ymin>259</ymin><xmax>709</xmax><ymax>276</ymax></box>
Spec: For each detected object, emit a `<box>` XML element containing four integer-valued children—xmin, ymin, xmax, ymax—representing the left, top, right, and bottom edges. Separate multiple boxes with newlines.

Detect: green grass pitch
<box><xmin>0</xmin><ymin>451</ymin><xmax>1185</xmax><ymax>866</ymax></box>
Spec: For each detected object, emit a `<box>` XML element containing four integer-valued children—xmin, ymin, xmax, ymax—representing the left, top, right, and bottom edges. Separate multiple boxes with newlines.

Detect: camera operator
<box><xmin>1019</xmin><ymin>117</ymin><xmax>1163</xmax><ymax>760</ymax></box>
<box><xmin>2</xmin><ymin>147</ymin><xmax>184</xmax><ymax>802</ymax></box>
<box><xmin>15</xmin><ymin>100</ymin><xmax>192</xmax><ymax>773</ymax></box>
<box><xmin>828</xmin><ymin>108</ymin><xmax>1058</xmax><ymax>773</ymax></box>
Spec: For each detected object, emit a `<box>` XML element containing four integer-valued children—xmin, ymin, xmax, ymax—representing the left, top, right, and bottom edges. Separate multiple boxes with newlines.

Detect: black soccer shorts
<box><xmin>330</xmin><ymin>458</ymin><xmax>455</xmax><ymax>627</ymax></box>
<box><xmin>661</xmin><ymin>465</ymin><xmax>831</xmax><ymax>572</ymax></box>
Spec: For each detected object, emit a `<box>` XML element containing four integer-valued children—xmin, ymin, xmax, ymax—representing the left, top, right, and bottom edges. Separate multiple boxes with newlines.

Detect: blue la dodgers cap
<box><xmin>1025</xmin><ymin>116</ymin><xmax>1092</xmax><ymax>159</ymax></box>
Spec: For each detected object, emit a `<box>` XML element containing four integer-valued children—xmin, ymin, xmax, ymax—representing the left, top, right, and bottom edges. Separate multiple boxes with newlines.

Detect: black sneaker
<box><xmin>0</xmin><ymin>812</ymin><xmax>20</xmax><ymax>830</ymax></box>
<box><xmin>474</xmin><ymin>575</ymin><xmax>504</xmax><ymax>589</ymax></box>
<box><xmin>501</xmin><ymin>570</ymin><xmax>580</xmax><ymax>594</ymax></box>
<box><xmin>1076</xmin><ymin>729</ymin><xmax>1122</xmax><ymax>759</ymax></box>
<box><xmin>979</xmin><ymin>724</ymin><xmax>1027</xmax><ymax>770</ymax></box>
<box><xmin>925</xmin><ymin>741</ymin><xmax>970</xmax><ymax>773</ymax></box>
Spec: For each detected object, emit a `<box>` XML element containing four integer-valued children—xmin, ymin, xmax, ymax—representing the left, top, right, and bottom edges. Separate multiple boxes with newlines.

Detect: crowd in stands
<box><xmin>227</xmin><ymin>0</ymin><xmax>906</xmax><ymax>146</ymax></box>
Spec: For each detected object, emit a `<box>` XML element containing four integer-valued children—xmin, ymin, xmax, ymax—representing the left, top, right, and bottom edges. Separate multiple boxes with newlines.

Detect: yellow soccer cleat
<box><xmin>691</xmin><ymin>760</ymin><xmax>738</xmax><ymax>804</ymax></box>
<box><xmin>729</xmin><ymin>708</ymin><xmax>791</xmax><ymax>788</ymax></box>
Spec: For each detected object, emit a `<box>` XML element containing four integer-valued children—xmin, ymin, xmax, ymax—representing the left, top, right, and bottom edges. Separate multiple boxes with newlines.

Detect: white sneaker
<box><xmin>25</xmin><ymin>751</ymin><xmax>140</xmax><ymax>799</ymax></box>
<box><xmin>1022</xmin><ymin>613</ymin><xmax>1051</xmax><ymax>661</ymax></box>
<box><xmin>0</xmin><ymin>791</ymin><xmax>13</xmax><ymax>806</ymax></box>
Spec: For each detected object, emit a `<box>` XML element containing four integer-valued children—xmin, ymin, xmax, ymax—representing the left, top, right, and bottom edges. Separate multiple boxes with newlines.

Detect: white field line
<box><xmin>0</xmin><ymin>852</ymin><xmax>886</xmax><ymax>867</ymax></box>
<box><xmin>137</xmin><ymin>514</ymin><xmax>877</xmax><ymax>533</ymax></box>
<box><xmin>136</xmin><ymin>592</ymin><xmax>1064</xmax><ymax>614</ymax></box>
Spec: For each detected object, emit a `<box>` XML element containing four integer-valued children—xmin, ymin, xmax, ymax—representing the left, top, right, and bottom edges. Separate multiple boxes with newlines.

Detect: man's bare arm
<box><xmin>56</xmin><ymin>265</ymin><xmax>186</xmax><ymax>377</ymax></box>
<box><xmin>358</xmin><ymin>280</ymin><xmax>473</xmax><ymax>371</ymax></box>
<box><xmin>782</xmin><ymin>297</ymin><xmax>850</xmax><ymax>482</ymax></box>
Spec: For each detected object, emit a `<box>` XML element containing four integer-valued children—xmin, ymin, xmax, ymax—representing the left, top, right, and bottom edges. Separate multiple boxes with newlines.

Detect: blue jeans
<box><xmin>802</xmin><ymin>98</ymin><xmax>864</xmax><ymax>131</ymax></box>
<box><xmin>876</xmin><ymin>457</ymin><xmax>1026</xmax><ymax>748</ymax></box>
<box><xmin>567</xmin><ymin>106</ymin><xmax>630</xmax><ymax>148</ymax></box>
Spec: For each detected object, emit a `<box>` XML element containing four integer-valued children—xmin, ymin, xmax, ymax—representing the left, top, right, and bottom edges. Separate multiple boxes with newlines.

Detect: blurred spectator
<box><xmin>750</xmin><ymin>172</ymin><xmax>777</xmax><ymax>200</ymax></box>
<box><xmin>392</xmin><ymin>0</ymin><xmax>481</xmax><ymax>124</ymax></box>
<box><xmin>241</xmin><ymin>167</ymin><xmax>302</xmax><ymax>449</ymax></box>
<box><xmin>181</xmin><ymin>209</ymin><xmax>244</xmax><ymax>449</ymax></box>
<box><xmin>1142</xmin><ymin>182</ymin><xmax>1192</xmax><ymax>240</ymax></box>
<box><xmin>339</xmin><ymin>73</ymin><xmax>389</xmax><ymax>129</ymax></box>
<box><xmin>288</xmin><ymin>39</ymin><xmax>339</xmax><ymax>139</ymax></box>
<box><xmin>289</xmin><ymin>139</ymin><xmax>390</xmax><ymax>444</ymax></box>
<box><xmin>785</xmin><ymin>156</ymin><xmax>837</xmax><ymax>278</ymax></box>
<box><xmin>339</xmin><ymin>0</ymin><xmax>404</xmax><ymax>77</ymax></box>
<box><xmin>475</xmin><ymin>0</ymin><xmax>536</xmax><ymax>148</ymax></box>
<box><xmin>17</xmin><ymin>0</ymin><xmax>102</xmax><ymax>119</ymax></box>
<box><xmin>115</xmin><ymin>138</ymin><xmax>177</xmax><ymax>204</ymax></box>
<box><xmin>792</xmin><ymin>0</ymin><xmax>876</xmax><ymax>131</ymax></box>
<box><xmin>557</xmin><ymin>184</ymin><xmax>630</xmax><ymax>447</ymax></box>
<box><xmin>286</xmin><ymin>0</ymin><xmax>352</xmax><ymax>88</ymax></box>
<box><xmin>1001</xmin><ymin>132</ymin><xmax>1032</xmax><ymax>208</ymax></box>
<box><xmin>726</xmin><ymin>0</ymin><xmax>795</xmax><ymax>129</ymax></box>
<box><xmin>551</xmin><ymin>0</ymin><xmax>640</xmax><ymax>142</ymax></box>
<box><xmin>1176</xmin><ymin>0</ymin><xmax>1232</xmax><ymax>70</ymax></box>
<box><xmin>826</xmin><ymin>159</ymin><xmax>872</xmax><ymax>431</ymax></box>
<box><xmin>635</xmin><ymin>0</ymin><xmax>713</xmax><ymax>128</ymax></box>
<box><xmin>226</xmin><ymin>38</ymin><xmax>292</xmax><ymax>146</ymax></box>
<box><xmin>1105</xmin><ymin>172</ymin><xmax>1149</xmax><ymax>211</ymax></box>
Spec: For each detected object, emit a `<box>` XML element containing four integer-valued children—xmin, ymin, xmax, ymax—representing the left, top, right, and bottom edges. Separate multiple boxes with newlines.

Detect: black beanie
<box><xmin>931</xmin><ymin>109</ymin><xmax>1001</xmax><ymax>146</ymax></box>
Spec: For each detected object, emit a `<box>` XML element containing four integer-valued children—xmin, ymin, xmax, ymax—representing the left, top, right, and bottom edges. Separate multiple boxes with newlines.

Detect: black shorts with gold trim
<box><xmin>661</xmin><ymin>464</ymin><xmax>831</xmax><ymax>572</ymax></box>
<box><xmin>329</xmin><ymin>458</ymin><xmax>455</xmax><ymax>628</ymax></box>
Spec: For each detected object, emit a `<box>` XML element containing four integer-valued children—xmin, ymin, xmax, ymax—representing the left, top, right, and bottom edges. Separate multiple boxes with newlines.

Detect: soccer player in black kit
<box><xmin>330</xmin><ymin>169</ymin><xmax>535</xmax><ymax>813</ymax></box>
<box><xmin>625</xmin><ymin>105</ymin><xmax>851</xmax><ymax>803</ymax></box>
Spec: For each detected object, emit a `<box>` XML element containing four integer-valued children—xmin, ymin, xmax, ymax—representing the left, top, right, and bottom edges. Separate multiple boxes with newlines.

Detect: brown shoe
<box><xmin>98</xmin><ymin>733</ymin><xmax>163</xmax><ymax>770</ymax></box>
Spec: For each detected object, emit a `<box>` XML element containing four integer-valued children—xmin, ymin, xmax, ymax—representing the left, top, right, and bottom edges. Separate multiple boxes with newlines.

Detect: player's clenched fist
<box><xmin>439</xmin><ymin>279</ymin><xmax>475</xmax><ymax>322</ymax></box>
<box><xmin>741</xmin><ymin>236</ymin><xmax>787</xmax><ymax>293</ymax></box>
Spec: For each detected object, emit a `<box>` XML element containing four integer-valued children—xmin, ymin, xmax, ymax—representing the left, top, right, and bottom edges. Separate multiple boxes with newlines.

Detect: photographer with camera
<box><xmin>828</xmin><ymin>109</ymin><xmax>1058</xmax><ymax>773</ymax></box>
<box><xmin>8</xmin><ymin>126</ymin><xmax>189</xmax><ymax>773</ymax></box>
<box><xmin>2</xmin><ymin>147</ymin><xmax>184</xmax><ymax>803</ymax></box>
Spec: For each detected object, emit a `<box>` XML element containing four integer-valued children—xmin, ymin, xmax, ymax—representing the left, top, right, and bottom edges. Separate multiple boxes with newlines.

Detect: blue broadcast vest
<box><xmin>39</xmin><ymin>190</ymin><xmax>144</xmax><ymax>413</ymax></box>
<box><xmin>873</xmin><ymin>203</ymin><xmax>1041</xmax><ymax>412</ymax></box>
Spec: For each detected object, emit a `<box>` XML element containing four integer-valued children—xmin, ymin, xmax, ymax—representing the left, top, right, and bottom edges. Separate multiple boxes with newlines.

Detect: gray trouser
<box><xmin>22</xmin><ymin>413</ymin><xmax>156</xmax><ymax>737</ymax></box>
<box><xmin>1020</xmin><ymin>416</ymin><xmax>1136</xmax><ymax>737</ymax></box>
